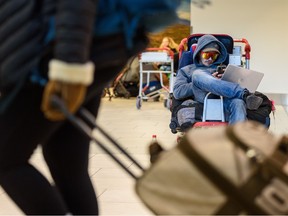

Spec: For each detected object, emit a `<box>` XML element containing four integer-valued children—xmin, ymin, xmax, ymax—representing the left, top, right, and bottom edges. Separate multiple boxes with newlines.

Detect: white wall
<box><xmin>190</xmin><ymin>0</ymin><xmax>288</xmax><ymax>94</ymax></box>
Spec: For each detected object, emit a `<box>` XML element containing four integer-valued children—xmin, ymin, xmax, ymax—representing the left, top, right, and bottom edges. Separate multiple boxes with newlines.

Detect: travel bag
<box><xmin>52</xmin><ymin>95</ymin><xmax>288</xmax><ymax>215</ymax></box>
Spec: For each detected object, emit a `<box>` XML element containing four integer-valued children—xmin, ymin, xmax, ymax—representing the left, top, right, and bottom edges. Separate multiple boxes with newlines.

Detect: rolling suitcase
<box><xmin>52</xmin><ymin>95</ymin><xmax>288</xmax><ymax>215</ymax></box>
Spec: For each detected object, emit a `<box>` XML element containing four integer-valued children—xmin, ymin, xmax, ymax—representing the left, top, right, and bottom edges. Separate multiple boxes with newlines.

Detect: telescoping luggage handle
<box><xmin>50</xmin><ymin>95</ymin><xmax>145</xmax><ymax>180</ymax></box>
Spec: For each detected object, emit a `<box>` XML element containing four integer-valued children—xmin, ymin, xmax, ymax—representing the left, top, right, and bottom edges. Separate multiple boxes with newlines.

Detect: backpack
<box><xmin>113</xmin><ymin>81</ymin><xmax>139</xmax><ymax>99</ymax></box>
<box><xmin>113</xmin><ymin>56</ymin><xmax>139</xmax><ymax>98</ymax></box>
<box><xmin>120</xmin><ymin>56</ymin><xmax>140</xmax><ymax>84</ymax></box>
<box><xmin>246</xmin><ymin>91</ymin><xmax>273</xmax><ymax>127</ymax></box>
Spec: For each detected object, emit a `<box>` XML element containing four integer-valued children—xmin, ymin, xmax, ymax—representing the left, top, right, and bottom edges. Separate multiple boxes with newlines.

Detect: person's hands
<box><xmin>212</xmin><ymin>71</ymin><xmax>223</xmax><ymax>79</ymax></box>
<box><xmin>41</xmin><ymin>80</ymin><xmax>87</xmax><ymax>121</ymax></box>
<box><xmin>41</xmin><ymin>59</ymin><xmax>94</xmax><ymax>121</ymax></box>
<box><xmin>212</xmin><ymin>65</ymin><xmax>226</xmax><ymax>79</ymax></box>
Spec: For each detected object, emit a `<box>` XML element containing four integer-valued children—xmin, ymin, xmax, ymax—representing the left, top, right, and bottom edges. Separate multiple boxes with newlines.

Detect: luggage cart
<box><xmin>136</xmin><ymin>48</ymin><xmax>174</xmax><ymax>109</ymax></box>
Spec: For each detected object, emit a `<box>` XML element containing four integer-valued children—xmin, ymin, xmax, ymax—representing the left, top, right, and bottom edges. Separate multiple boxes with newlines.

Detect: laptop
<box><xmin>221</xmin><ymin>64</ymin><xmax>264</xmax><ymax>93</ymax></box>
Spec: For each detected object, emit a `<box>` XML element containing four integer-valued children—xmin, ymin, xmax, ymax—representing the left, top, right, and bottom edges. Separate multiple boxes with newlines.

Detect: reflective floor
<box><xmin>0</xmin><ymin>95</ymin><xmax>287</xmax><ymax>215</ymax></box>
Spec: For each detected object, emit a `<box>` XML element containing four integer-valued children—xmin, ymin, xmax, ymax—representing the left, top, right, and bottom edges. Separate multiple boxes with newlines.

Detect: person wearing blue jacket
<box><xmin>0</xmin><ymin>0</ymin><xmax>180</xmax><ymax>215</ymax></box>
<box><xmin>173</xmin><ymin>34</ymin><xmax>263</xmax><ymax>124</ymax></box>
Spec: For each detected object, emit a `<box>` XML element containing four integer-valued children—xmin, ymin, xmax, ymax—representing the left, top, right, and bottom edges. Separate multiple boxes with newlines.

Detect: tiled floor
<box><xmin>0</xmin><ymin>95</ymin><xmax>288</xmax><ymax>215</ymax></box>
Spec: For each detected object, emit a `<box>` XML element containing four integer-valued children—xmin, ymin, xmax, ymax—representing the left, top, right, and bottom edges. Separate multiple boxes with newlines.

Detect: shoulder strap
<box><xmin>179</xmin><ymin>126</ymin><xmax>288</xmax><ymax>215</ymax></box>
<box><xmin>178</xmin><ymin>131</ymin><xmax>267</xmax><ymax>215</ymax></box>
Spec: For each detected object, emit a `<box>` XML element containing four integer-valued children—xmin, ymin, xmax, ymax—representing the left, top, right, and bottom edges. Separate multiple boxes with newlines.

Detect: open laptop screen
<box><xmin>221</xmin><ymin>64</ymin><xmax>264</xmax><ymax>93</ymax></box>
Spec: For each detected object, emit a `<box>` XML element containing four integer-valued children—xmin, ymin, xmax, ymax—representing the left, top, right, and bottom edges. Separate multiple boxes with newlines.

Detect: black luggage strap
<box><xmin>178</xmin><ymin>135</ymin><xmax>266</xmax><ymax>214</ymax></box>
<box><xmin>51</xmin><ymin>95</ymin><xmax>145</xmax><ymax>180</ymax></box>
<box><xmin>219</xmin><ymin>127</ymin><xmax>288</xmax><ymax>215</ymax></box>
<box><xmin>178</xmin><ymin>126</ymin><xmax>288</xmax><ymax>215</ymax></box>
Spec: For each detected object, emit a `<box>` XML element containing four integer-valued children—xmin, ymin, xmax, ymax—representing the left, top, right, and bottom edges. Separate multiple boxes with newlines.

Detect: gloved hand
<box><xmin>41</xmin><ymin>80</ymin><xmax>87</xmax><ymax>121</ymax></box>
<box><xmin>41</xmin><ymin>59</ymin><xmax>94</xmax><ymax>121</ymax></box>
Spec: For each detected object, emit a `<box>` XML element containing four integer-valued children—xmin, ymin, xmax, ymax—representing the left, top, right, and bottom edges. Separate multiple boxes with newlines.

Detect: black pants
<box><xmin>0</xmin><ymin>60</ymin><xmax>130</xmax><ymax>215</ymax></box>
<box><xmin>0</xmin><ymin>80</ymin><xmax>104</xmax><ymax>214</ymax></box>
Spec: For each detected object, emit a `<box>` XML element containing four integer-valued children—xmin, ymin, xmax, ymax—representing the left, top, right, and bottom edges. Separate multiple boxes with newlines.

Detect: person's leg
<box><xmin>224</xmin><ymin>98</ymin><xmax>247</xmax><ymax>124</ymax></box>
<box><xmin>191</xmin><ymin>70</ymin><xmax>263</xmax><ymax>110</ymax></box>
<box><xmin>34</xmin><ymin>58</ymin><xmax>126</xmax><ymax>215</ymax></box>
<box><xmin>0</xmin><ymin>83</ymin><xmax>68</xmax><ymax>215</ymax></box>
<box><xmin>42</xmin><ymin>94</ymin><xmax>101</xmax><ymax>215</ymax></box>
<box><xmin>191</xmin><ymin>69</ymin><xmax>245</xmax><ymax>102</ymax></box>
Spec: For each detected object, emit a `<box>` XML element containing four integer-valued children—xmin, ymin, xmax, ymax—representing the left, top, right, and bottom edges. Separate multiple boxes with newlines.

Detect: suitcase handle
<box><xmin>50</xmin><ymin>95</ymin><xmax>145</xmax><ymax>179</ymax></box>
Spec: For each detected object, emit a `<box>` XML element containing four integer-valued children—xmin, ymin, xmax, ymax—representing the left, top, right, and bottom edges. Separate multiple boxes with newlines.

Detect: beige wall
<box><xmin>190</xmin><ymin>0</ymin><xmax>288</xmax><ymax>94</ymax></box>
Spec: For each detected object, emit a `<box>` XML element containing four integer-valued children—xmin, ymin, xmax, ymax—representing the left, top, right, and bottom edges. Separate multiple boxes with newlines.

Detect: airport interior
<box><xmin>1</xmin><ymin>0</ymin><xmax>288</xmax><ymax>215</ymax></box>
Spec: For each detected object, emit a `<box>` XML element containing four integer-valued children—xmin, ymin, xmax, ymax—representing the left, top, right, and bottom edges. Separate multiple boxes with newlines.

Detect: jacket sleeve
<box><xmin>54</xmin><ymin>0</ymin><xmax>97</xmax><ymax>63</ymax></box>
<box><xmin>173</xmin><ymin>66</ymin><xmax>195</xmax><ymax>100</ymax></box>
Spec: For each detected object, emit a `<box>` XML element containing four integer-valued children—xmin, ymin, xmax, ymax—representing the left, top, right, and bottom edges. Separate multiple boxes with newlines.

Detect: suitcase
<box><xmin>52</xmin><ymin>95</ymin><xmax>288</xmax><ymax>215</ymax></box>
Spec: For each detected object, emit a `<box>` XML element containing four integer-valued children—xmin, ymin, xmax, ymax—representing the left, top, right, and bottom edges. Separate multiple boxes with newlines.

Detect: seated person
<box><xmin>173</xmin><ymin>34</ymin><xmax>263</xmax><ymax>124</ymax></box>
<box><xmin>156</xmin><ymin>36</ymin><xmax>179</xmax><ymax>72</ymax></box>
<box><xmin>159</xmin><ymin>36</ymin><xmax>179</xmax><ymax>53</ymax></box>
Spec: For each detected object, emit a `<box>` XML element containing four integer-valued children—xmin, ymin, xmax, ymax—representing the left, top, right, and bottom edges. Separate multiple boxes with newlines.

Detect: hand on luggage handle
<box><xmin>50</xmin><ymin>95</ymin><xmax>145</xmax><ymax>179</ymax></box>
